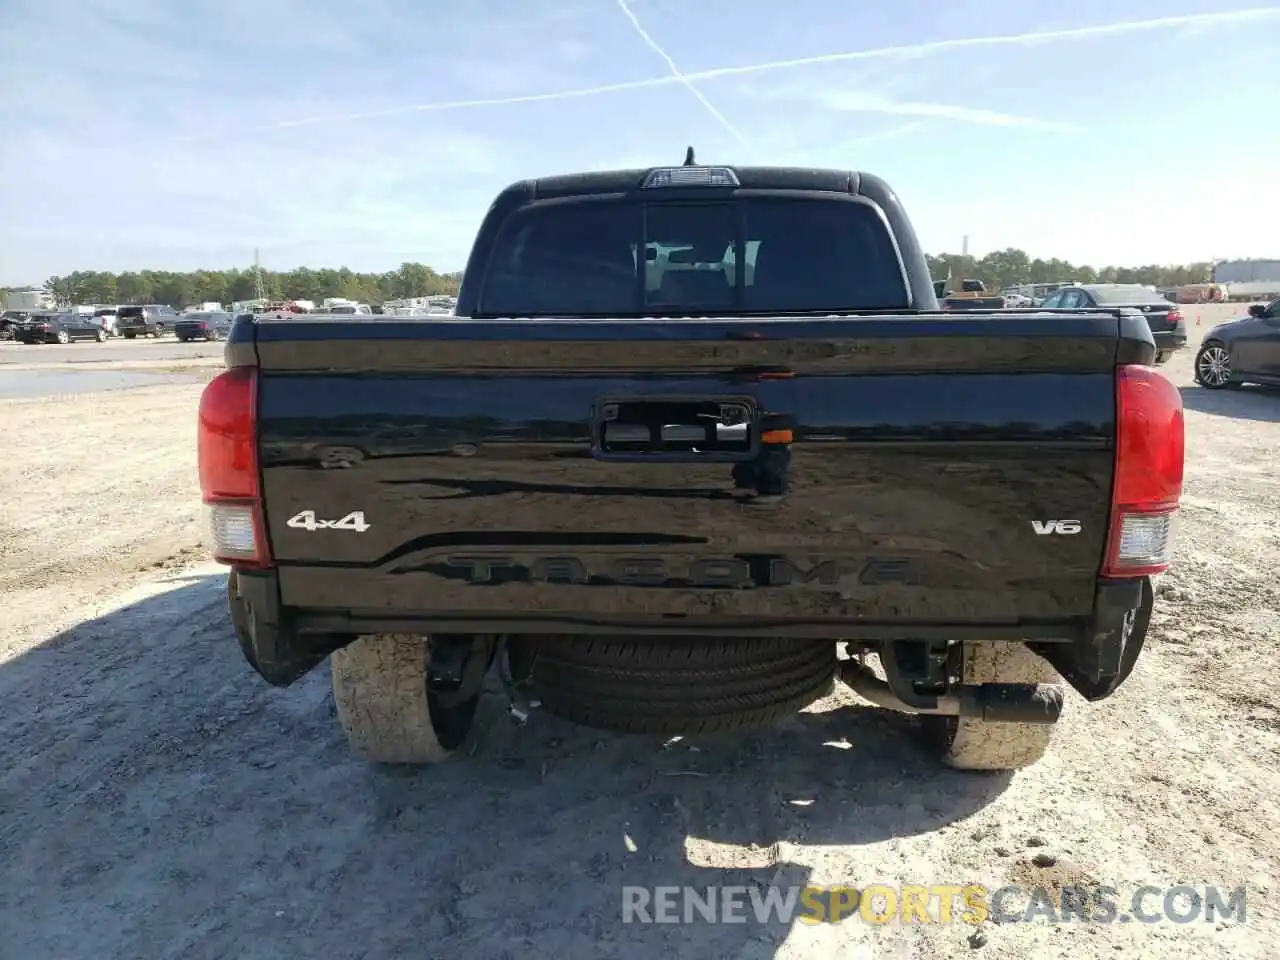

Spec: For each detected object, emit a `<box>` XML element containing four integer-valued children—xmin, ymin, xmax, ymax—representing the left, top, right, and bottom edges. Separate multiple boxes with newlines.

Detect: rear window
<box><xmin>118</xmin><ymin>307</ymin><xmax>144</xmax><ymax>318</ymax></box>
<box><xmin>478</xmin><ymin>197</ymin><xmax>909</xmax><ymax>317</ymax></box>
<box><xmin>1089</xmin><ymin>286</ymin><xmax>1165</xmax><ymax>306</ymax></box>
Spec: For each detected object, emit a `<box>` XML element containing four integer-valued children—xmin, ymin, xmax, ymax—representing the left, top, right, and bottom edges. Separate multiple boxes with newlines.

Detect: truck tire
<box><xmin>512</xmin><ymin>637</ymin><xmax>836</xmax><ymax>736</ymax></box>
<box><xmin>330</xmin><ymin>634</ymin><xmax>486</xmax><ymax>764</ymax></box>
<box><xmin>921</xmin><ymin>641</ymin><xmax>1060</xmax><ymax>771</ymax></box>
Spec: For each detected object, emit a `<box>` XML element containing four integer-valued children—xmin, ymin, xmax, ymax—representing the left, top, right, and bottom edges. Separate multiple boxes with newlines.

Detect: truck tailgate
<box><xmin>253</xmin><ymin>314</ymin><xmax>1126</xmax><ymax>630</ymax></box>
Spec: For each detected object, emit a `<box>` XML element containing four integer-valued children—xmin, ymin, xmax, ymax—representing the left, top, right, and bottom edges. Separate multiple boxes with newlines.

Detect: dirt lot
<box><xmin>0</xmin><ymin>308</ymin><xmax>1277</xmax><ymax>959</ymax></box>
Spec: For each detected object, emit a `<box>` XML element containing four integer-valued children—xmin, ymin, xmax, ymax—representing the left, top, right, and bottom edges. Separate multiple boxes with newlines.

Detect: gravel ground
<box><xmin>0</xmin><ymin>307</ymin><xmax>1277</xmax><ymax>959</ymax></box>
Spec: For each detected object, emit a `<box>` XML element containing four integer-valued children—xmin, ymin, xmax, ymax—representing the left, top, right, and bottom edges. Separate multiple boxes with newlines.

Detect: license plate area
<box><xmin>593</xmin><ymin>396</ymin><xmax>758</xmax><ymax>461</ymax></box>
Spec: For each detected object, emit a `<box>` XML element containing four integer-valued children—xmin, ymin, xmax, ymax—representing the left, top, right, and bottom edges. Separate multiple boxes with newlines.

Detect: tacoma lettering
<box><xmin>438</xmin><ymin>555</ymin><xmax>914</xmax><ymax>587</ymax></box>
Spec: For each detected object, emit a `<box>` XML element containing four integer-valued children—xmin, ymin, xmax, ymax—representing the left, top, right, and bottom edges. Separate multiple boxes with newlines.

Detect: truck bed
<box><xmin>235</xmin><ymin>310</ymin><xmax>1156</xmax><ymax>639</ymax></box>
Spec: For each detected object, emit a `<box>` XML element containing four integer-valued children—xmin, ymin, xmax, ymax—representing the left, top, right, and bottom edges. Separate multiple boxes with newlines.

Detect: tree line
<box><xmin>924</xmin><ymin>250</ymin><xmax>1211</xmax><ymax>292</ymax></box>
<box><xmin>29</xmin><ymin>262</ymin><xmax>463</xmax><ymax>309</ymax></box>
<box><xmin>16</xmin><ymin>248</ymin><xmax>1213</xmax><ymax>308</ymax></box>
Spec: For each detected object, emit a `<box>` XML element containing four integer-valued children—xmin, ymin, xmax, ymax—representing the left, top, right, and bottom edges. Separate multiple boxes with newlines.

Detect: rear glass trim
<box><xmin>474</xmin><ymin>190</ymin><xmax>911</xmax><ymax>318</ymax></box>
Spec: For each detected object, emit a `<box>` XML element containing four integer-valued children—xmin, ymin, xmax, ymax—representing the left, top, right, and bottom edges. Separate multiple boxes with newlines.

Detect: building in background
<box><xmin>3</xmin><ymin>288</ymin><xmax>54</xmax><ymax>311</ymax></box>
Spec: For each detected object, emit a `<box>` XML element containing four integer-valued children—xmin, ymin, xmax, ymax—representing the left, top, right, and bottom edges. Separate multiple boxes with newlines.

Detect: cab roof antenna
<box><xmin>683</xmin><ymin>146</ymin><xmax>696</xmax><ymax>166</ymax></box>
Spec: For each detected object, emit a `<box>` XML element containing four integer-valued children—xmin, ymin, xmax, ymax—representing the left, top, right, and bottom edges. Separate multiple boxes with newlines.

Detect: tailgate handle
<box><xmin>594</xmin><ymin>398</ymin><xmax>758</xmax><ymax>461</ymax></box>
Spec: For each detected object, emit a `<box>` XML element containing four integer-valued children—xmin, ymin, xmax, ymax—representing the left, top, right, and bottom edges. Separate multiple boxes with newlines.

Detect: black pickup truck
<box><xmin>198</xmin><ymin>157</ymin><xmax>1184</xmax><ymax>772</ymax></box>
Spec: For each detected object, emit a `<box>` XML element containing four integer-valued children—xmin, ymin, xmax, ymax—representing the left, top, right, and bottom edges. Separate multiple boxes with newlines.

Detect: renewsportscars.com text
<box><xmin>621</xmin><ymin>884</ymin><xmax>1248</xmax><ymax>926</ymax></box>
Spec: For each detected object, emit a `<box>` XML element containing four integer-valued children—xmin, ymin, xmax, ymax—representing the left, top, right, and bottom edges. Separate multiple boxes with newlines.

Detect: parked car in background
<box><xmin>93</xmin><ymin>306</ymin><xmax>119</xmax><ymax>337</ymax></box>
<box><xmin>315</xmin><ymin>302</ymin><xmax>373</xmax><ymax>315</ymax></box>
<box><xmin>1039</xmin><ymin>283</ymin><xmax>1187</xmax><ymax>364</ymax></box>
<box><xmin>258</xmin><ymin>301</ymin><xmax>310</xmax><ymax>318</ymax></box>
<box><xmin>1175</xmin><ymin>283</ymin><xmax>1227</xmax><ymax>304</ymax></box>
<box><xmin>1193</xmin><ymin>298</ymin><xmax>1280</xmax><ymax>390</ymax></box>
<box><xmin>935</xmin><ymin>278</ymin><xmax>1006</xmax><ymax>312</ymax></box>
<box><xmin>15</xmin><ymin>312</ymin><xmax>108</xmax><ymax>344</ymax></box>
<box><xmin>174</xmin><ymin>311</ymin><xmax>236</xmax><ymax>342</ymax></box>
<box><xmin>1</xmin><ymin>310</ymin><xmax>31</xmax><ymax>340</ymax></box>
<box><xmin>116</xmin><ymin>304</ymin><xmax>180</xmax><ymax>338</ymax></box>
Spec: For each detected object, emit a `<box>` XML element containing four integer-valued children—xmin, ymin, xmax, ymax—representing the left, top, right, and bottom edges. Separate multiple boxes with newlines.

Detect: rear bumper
<box><xmin>228</xmin><ymin>565</ymin><xmax>1155</xmax><ymax>701</ymax></box>
<box><xmin>1153</xmin><ymin>329</ymin><xmax>1187</xmax><ymax>354</ymax></box>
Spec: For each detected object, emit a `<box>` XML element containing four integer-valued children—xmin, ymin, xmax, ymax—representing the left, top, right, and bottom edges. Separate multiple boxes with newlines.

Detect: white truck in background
<box><xmin>1213</xmin><ymin>259</ymin><xmax>1280</xmax><ymax>302</ymax></box>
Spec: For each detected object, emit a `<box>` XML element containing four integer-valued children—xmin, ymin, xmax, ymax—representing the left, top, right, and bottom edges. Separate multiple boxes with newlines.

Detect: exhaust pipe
<box><xmin>840</xmin><ymin>661</ymin><xmax>1062</xmax><ymax>725</ymax></box>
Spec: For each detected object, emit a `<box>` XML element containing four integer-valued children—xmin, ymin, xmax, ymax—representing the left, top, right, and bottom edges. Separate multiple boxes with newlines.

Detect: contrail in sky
<box><xmin>613</xmin><ymin>0</ymin><xmax>750</xmax><ymax>147</ymax></box>
<box><xmin>249</xmin><ymin>8</ymin><xmax>1278</xmax><ymax>132</ymax></box>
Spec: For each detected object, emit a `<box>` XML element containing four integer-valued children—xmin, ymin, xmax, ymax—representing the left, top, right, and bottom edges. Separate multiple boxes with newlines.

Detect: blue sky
<box><xmin>1</xmin><ymin>0</ymin><xmax>1277</xmax><ymax>284</ymax></box>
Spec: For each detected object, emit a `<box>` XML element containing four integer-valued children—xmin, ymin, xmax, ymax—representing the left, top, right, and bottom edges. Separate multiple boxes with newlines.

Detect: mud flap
<box><xmin>1034</xmin><ymin>577</ymin><xmax>1153</xmax><ymax>701</ymax></box>
<box><xmin>229</xmin><ymin>569</ymin><xmax>344</xmax><ymax>687</ymax></box>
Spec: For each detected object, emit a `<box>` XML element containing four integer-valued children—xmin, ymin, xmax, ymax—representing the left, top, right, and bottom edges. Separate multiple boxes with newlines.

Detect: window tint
<box><xmin>478</xmin><ymin>196</ymin><xmax>908</xmax><ymax>317</ymax></box>
<box><xmin>482</xmin><ymin>201</ymin><xmax>643</xmax><ymax>317</ymax></box>
<box><xmin>118</xmin><ymin>306</ymin><xmax>144</xmax><ymax>318</ymax></box>
<box><xmin>644</xmin><ymin>203</ymin><xmax>736</xmax><ymax>312</ymax></box>
<box><xmin>739</xmin><ymin>199</ymin><xmax>907</xmax><ymax>311</ymax></box>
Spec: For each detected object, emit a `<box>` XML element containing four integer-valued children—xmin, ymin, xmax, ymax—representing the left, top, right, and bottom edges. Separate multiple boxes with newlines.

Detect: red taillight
<box><xmin>197</xmin><ymin>367</ymin><xmax>271</xmax><ymax>567</ymax></box>
<box><xmin>1102</xmin><ymin>365</ymin><xmax>1184</xmax><ymax>578</ymax></box>
<box><xmin>1166</xmin><ymin>307</ymin><xmax>1184</xmax><ymax>325</ymax></box>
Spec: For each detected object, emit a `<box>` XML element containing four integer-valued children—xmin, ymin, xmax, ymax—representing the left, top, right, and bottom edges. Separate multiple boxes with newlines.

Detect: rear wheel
<box><xmin>56</xmin><ymin>330</ymin><xmax>70</xmax><ymax>344</ymax></box>
<box><xmin>95</xmin><ymin>329</ymin><xmax>107</xmax><ymax>342</ymax></box>
<box><xmin>919</xmin><ymin>642</ymin><xmax>1060</xmax><ymax>771</ymax></box>
<box><xmin>509</xmin><ymin>636</ymin><xmax>837</xmax><ymax>736</ymax></box>
<box><xmin>1194</xmin><ymin>341</ymin><xmax>1236</xmax><ymax>389</ymax></box>
<box><xmin>330</xmin><ymin>633</ymin><xmax>492</xmax><ymax>764</ymax></box>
